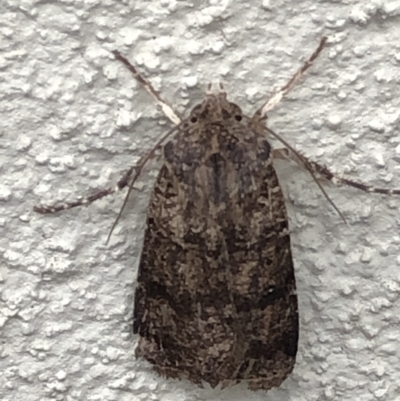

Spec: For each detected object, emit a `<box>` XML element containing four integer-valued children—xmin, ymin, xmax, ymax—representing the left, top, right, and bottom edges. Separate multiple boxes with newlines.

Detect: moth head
<box><xmin>187</xmin><ymin>82</ymin><xmax>244</xmax><ymax>125</ymax></box>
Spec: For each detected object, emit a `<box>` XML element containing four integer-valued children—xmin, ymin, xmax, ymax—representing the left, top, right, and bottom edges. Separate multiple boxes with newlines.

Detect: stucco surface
<box><xmin>2</xmin><ymin>1</ymin><xmax>400</xmax><ymax>400</ymax></box>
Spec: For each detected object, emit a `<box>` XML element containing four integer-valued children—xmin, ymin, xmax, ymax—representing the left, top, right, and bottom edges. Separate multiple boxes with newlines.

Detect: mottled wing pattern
<box><xmin>133</xmin><ymin>95</ymin><xmax>298</xmax><ymax>390</ymax></box>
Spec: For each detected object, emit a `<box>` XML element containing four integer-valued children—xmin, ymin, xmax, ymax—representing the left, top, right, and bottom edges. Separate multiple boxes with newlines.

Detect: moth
<box><xmin>34</xmin><ymin>37</ymin><xmax>400</xmax><ymax>391</ymax></box>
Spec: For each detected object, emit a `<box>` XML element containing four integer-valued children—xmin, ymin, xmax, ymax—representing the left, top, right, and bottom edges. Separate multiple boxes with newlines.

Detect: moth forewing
<box><xmin>132</xmin><ymin>91</ymin><xmax>298</xmax><ymax>390</ymax></box>
<box><xmin>33</xmin><ymin>37</ymin><xmax>400</xmax><ymax>392</ymax></box>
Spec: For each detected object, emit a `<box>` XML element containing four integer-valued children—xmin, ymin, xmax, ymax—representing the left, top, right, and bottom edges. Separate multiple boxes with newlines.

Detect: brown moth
<box><xmin>132</xmin><ymin>87</ymin><xmax>298</xmax><ymax>390</ymax></box>
<box><xmin>34</xmin><ymin>37</ymin><xmax>400</xmax><ymax>390</ymax></box>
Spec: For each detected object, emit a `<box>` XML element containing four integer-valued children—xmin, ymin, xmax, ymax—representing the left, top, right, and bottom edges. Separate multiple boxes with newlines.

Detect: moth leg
<box><xmin>274</xmin><ymin>148</ymin><xmax>400</xmax><ymax>196</ymax></box>
<box><xmin>35</xmin><ymin>52</ymin><xmax>183</xmax><ymax>216</ymax></box>
<box><xmin>254</xmin><ymin>36</ymin><xmax>327</xmax><ymax>120</ymax></box>
<box><xmin>33</xmin><ymin>166</ymin><xmax>136</xmax><ymax>214</ymax></box>
<box><xmin>112</xmin><ymin>51</ymin><xmax>182</xmax><ymax>125</ymax></box>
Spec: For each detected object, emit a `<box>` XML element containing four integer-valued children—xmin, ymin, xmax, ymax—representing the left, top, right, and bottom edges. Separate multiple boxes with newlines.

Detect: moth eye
<box><xmin>190</xmin><ymin>117</ymin><xmax>198</xmax><ymax>123</ymax></box>
<box><xmin>235</xmin><ymin>115</ymin><xmax>243</xmax><ymax>122</ymax></box>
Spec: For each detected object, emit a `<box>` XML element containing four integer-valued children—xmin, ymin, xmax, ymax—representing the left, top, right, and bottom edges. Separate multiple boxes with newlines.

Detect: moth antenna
<box><xmin>106</xmin><ymin>123</ymin><xmax>181</xmax><ymax>244</ymax></box>
<box><xmin>260</xmin><ymin>124</ymin><xmax>347</xmax><ymax>223</ymax></box>
<box><xmin>107</xmin><ymin>51</ymin><xmax>187</xmax><ymax>242</ymax></box>
<box><xmin>278</xmin><ymin>148</ymin><xmax>400</xmax><ymax>197</ymax></box>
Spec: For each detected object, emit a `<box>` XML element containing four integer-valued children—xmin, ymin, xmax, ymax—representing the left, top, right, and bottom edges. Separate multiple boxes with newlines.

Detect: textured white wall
<box><xmin>2</xmin><ymin>1</ymin><xmax>400</xmax><ymax>400</ymax></box>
